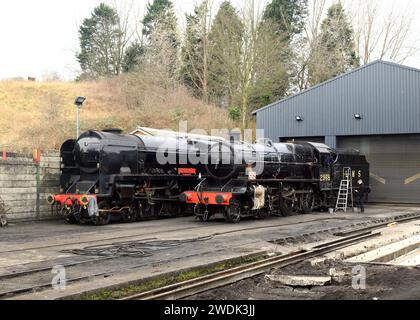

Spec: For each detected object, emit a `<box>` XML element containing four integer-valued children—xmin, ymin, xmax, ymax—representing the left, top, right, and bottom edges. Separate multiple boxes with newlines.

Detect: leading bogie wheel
<box><xmin>63</xmin><ymin>205</ymin><xmax>81</xmax><ymax>224</ymax></box>
<box><xmin>194</xmin><ymin>204</ymin><xmax>210</xmax><ymax>222</ymax></box>
<box><xmin>225</xmin><ymin>199</ymin><xmax>241</xmax><ymax>223</ymax></box>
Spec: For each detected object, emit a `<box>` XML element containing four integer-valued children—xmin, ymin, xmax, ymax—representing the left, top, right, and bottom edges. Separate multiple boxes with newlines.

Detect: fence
<box><xmin>0</xmin><ymin>151</ymin><xmax>60</xmax><ymax>222</ymax></box>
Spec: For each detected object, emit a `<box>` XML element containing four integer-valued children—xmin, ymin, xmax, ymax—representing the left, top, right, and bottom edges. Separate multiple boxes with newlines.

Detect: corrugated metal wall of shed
<box><xmin>255</xmin><ymin>61</ymin><xmax>420</xmax><ymax>141</ymax></box>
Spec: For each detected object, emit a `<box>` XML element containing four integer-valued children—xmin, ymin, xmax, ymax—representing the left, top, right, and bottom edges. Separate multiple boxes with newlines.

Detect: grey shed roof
<box><xmin>252</xmin><ymin>60</ymin><xmax>420</xmax><ymax>115</ymax></box>
<box><xmin>253</xmin><ymin>60</ymin><xmax>420</xmax><ymax>141</ymax></box>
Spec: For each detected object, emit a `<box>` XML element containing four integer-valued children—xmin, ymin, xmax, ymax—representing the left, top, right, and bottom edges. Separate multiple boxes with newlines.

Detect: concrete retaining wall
<box><xmin>0</xmin><ymin>152</ymin><xmax>60</xmax><ymax>222</ymax></box>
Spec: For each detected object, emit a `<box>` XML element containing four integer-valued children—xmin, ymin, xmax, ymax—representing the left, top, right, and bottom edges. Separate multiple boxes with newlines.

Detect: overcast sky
<box><xmin>0</xmin><ymin>0</ymin><xmax>419</xmax><ymax>81</ymax></box>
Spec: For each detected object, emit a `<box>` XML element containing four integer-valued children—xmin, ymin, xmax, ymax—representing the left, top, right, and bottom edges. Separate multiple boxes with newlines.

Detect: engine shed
<box><xmin>253</xmin><ymin>60</ymin><xmax>420</xmax><ymax>204</ymax></box>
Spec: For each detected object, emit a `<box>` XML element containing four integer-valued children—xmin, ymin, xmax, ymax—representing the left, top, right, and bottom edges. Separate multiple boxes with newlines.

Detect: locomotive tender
<box><xmin>48</xmin><ymin>129</ymin><xmax>369</xmax><ymax>225</ymax></box>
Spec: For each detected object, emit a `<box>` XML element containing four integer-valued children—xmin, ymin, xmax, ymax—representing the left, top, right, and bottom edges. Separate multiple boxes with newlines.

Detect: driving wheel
<box><xmin>225</xmin><ymin>199</ymin><xmax>241</xmax><ymax>223</ymax></box>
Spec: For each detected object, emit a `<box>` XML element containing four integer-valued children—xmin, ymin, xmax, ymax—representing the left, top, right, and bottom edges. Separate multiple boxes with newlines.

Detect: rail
<box><xmin>121</xmin><ymin>231</ymin><xmax>379</xmax><ymax>300</ymax></box>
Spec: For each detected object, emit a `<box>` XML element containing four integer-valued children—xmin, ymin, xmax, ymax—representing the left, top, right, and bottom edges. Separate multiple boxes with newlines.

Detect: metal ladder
<box><xmin>335</xmin><ymin>167</ymin><xmax>354</xmax><ymax>213</ymax></box>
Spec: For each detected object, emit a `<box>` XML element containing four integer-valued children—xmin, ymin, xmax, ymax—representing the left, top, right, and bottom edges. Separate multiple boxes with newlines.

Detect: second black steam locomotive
<box><xmin>48</xmin><ymin>129</ymin><xmax>370</xmax><ymax>225</ymax></box>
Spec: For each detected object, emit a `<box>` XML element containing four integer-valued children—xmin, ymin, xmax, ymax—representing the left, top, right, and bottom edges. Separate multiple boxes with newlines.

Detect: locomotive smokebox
<box><xmin>73</xmin><ymin>133</ymin><xmax>101</xmax><ymax>170</ymax></box>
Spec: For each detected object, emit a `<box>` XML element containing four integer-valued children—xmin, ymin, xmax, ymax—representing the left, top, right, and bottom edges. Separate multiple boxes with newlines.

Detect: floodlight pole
<box><xmin>74</xmin><ymin>97</ymin><xmax>86</xmax><ymax>139</ymax></box>
<box><xmin>76</xmin><ymin>105</ymin><xmax>80</xmax><ymax>138</ymax></box>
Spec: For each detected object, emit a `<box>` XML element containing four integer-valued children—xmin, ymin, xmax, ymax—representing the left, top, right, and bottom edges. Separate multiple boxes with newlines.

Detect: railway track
<box><xmin>0</xmin><ymin>245</ymin><xmax>237</xmax><ymax>299</ymax></box>
<box><xmin>272</xmin><ymin>212</ymin><xmax>420</xmax><ymax>244</ymax></box>
<box><xmin>0</xmin><ymin>215</ymin><xmax>360</xmax><ymax>255</ymax></box>
<box><xmin>333</xmin><ymin>213</ymin><xmax>420</xmax><ymax>237</ymax></box>
<box><xmin>1</xmin><ymin>213</ymin><xmax>409</xmax><ymax>281</ymax></box>
<box><xmin>0</xmin><ymin>234</ymin><xmax>287</xmax><ymax>299</ymax></box>
<box><xmin>3</xmin><ymin>212</ymin><xmax>418</xmax><ymax>255</ymax></box>
<box><xmin>132</xmin><ymin>211</ymin><xmax>419</xmax><ymax>301</ymax></box>
<box><xmin>2</xmin><ymin>212</ymin><xmax>419</xmax><ymax>299</ymax></box>
<box><xmin>121</xmin><ymin>231</ymin><xmax>380</xmax><ymax>300</ymax></box>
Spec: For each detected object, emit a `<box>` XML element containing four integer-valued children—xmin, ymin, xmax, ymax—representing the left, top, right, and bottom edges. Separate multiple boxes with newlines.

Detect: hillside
<box><xmin>0</xmin><ymin>75</ymin><xmax>237</xmax><ymax>152</ymax></box>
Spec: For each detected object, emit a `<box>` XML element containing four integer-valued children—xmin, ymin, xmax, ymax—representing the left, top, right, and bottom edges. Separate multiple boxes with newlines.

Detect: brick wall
<box><xmin>0</xmin><ymin>152</ymin><xmax>60</xmax><ymax>222</ymax></box>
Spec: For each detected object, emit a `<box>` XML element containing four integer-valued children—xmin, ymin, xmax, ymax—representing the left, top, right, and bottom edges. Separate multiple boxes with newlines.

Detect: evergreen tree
<box><xmin>122</xmin><ymin>42</ymin><xmax>145</xmax><ymax>72</ymax></box>
<box><xmin>143</xmin><ymin>0</ymin><xmax>179</xmax><ymax>81</ymax></box>
<box><xmin>142</xmin><ymin>0</ymin><xmax>175</xmax><ymax>38</ymax></box>
<box><xmin>258</xmin><ymin>0</ymin><xmax>308</xmax><ymax>108</ymax></box>
<box><xmin>77</xmin><ymin>3</ymin><xmax>123</xmax><ymax>79</ymax></box>
<box><xmin>208</xmin><ymin>1</ymin><xmax>244</xmax><ymax>107</ymax></box>
<box><xmin>308</xmin><ymin>2</ymin><xmax>359</xmax><ymax>85</ymax></box>
<box><xmin>263</xmin><ymin>0</ymin><xmax>308</xmax><ymax>39</ymax></box>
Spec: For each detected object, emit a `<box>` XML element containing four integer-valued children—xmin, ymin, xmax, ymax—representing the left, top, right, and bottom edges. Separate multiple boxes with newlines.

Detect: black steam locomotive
<box><xmin>48</xmin><ymin>129</ymin><xmax>370</xmax><ymax>225</ymax></box>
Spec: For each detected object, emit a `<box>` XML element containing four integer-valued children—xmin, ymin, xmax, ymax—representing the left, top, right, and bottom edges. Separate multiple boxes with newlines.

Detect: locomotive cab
<box><xmin>295</xmin><ymin>142</ymin><xmax>337</xmax><ymax>190</ymax></box>
<box><xmin>333</xmin><ymin>151</ymin><xmax>370</xmax><ymax>190</ymax></box>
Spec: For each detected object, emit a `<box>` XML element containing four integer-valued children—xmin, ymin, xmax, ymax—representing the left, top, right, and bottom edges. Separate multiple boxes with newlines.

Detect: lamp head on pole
<box><xmin>74</xmin><ymin>96</ymin><xmax>86</xmax><ymax>107</ymax></box>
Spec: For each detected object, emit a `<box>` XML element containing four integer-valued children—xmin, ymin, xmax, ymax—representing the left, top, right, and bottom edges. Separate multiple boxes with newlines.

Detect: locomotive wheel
<box><xmin>279</xmin><ymin>197</ymin><xmax>293</xmax><ymax>217</ymax></box>
<box><xmin>140</xmin><ymin>203</ymin><xmax>162</xmax><ymax>219</ymax></box>
<box><xmin>225</xmin><ymin>200</ymin><xmax>241</xmax><ymax>223</ymax></box>
<box><xmin>93</xmin><ymin>201</ymin><xmax>111</xmax><ymax>226</ymax></box>
<box><xmin>300</xmin><ymin>193</ymin><xmax>313</xmax><ymax>215</ymax></box>
<box><xmin>93</xmin><ymin>215</ymin><xmax>111</xmax><ymax>226</ymax></box>
<box><xmin>257</xmin><ymin>209</ymin><xmax>271</xmax><ymax>219</ymax></box>
<box><xmin>194</xmin><ymin>204</ymin><xmax>210</xmax><ymax>222</ymax></box>
<box><xmin>122</xmin><ymin>206</ymin><xmax>137</xmax><ymax>223</ymax></box>
<box><xmin>160</xmin><ymin>203</ymin><xmax>181</xmax><ymax>218</ymax></box>
<box><xmin>66</xmin><ymin>214</ymin><xmax>80</xmax><ymax>225</ymax></box>
<box><xmin>62</xmin><ymin>205</ymin><xmax>81</xmax><ymax>224</ymax></box>
<box><xmin>136</xmin><ymin>202</ymin><xmax>145</xmax><ymax>221</ymax></box>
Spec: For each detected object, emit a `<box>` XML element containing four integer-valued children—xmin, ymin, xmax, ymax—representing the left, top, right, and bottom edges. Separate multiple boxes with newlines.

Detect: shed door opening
<box><xmin>338</xmin><ymin>135</ymin><xmax>420</xmax><ymax>204</ymax></box>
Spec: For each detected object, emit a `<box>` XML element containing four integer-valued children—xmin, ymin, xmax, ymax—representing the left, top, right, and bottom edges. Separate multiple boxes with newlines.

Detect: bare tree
<box><xmin>292</xmin><ymin>0</ymin><xmax>418</xmax><ymax>91</ymax></box>
<box><xmin>111</xmin><ymin>0</ymin><xmax>139</xmax><ymax>73</ymax></box>
<box><xmin>238</xmin><ymin>0</ymin><xmax>259</xmax><ymax>130</ymax></box>
<box><xmin>143</xmin><ymin>12</ymin><xmax>180</xmax><ymax>88</ymax></box>
<box><xmin>181</xmin><ymin>0</ymin><xmax>213</xmax><ymax>102</ymax></box>
<box><xmin>201</xmin><ymin>1</ymin><xmax>213</xmax><ymax>103</ymax></box>
<box><xmin>235</xmin><ymin>0</ymin><xmax>289</xmax><ymax>130</ymax></box>
<box><xmin>292</xmin><ymin>0</ymin><xmax>327</xmax><ymax>91</ymax></box>
<box><xmin>307</xmin><ymin>0</ymin><xmax>327</xmax><ymax>41</ymax></box>
<box><xmin>349</xmin><ymin>0</ymin><xmax>417</xmax><ymax>64</ymax></box>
